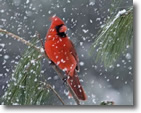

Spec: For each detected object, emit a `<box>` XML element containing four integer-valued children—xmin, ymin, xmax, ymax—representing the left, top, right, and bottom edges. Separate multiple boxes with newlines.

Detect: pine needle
<box><xmin>90</xmin><ymin>7</ymin><xmax>133</xmax><ymax>67</ymax></box>
<box><xmin>1</xmin><ymin>38</ymin><xmax>50</xmax><ymax>105</ymax></box>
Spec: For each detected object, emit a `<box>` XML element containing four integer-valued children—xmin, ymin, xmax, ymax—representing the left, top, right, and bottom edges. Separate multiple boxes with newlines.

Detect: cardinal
<box><xmin>45</xmin><ymin>16</ymin><xmax>87</xmax><ymax>100</ymax></box>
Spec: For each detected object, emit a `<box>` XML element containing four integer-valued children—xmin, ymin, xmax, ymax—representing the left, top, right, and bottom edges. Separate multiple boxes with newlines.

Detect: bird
<box><xmin>44</xmin><ymin>16</ymin><xmax>87</xmax><ymax>100</ymax></box>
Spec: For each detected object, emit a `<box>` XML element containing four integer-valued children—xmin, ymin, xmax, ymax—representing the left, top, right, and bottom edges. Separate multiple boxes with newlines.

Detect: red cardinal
<box><xmin>45</xmin><ymin>16</ymin><xmax>87</xmax><ymax>100</ymax></box>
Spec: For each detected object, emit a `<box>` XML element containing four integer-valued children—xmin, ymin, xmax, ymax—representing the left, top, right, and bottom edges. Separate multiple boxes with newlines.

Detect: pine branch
<box><xmin>22</xmin><ymin>50</ymin><xmax>65</xmax><ymax>105</ymax></box>
<box><xmin>90</xmin><ymin>7</ymin><xmax>133</xmax><ymax>67</ymax></box>
<box><xmin>40</xmin><ymin>82</ymin><xmax>65</xmax><ymax>105</ymax></box>
<box><xmin>0</xmin><ymin>29</ymin><xmax>41</xmax><ymax>53</ymax></box>
<box><xmin>51</xmin><ymin>63</ymin><xmax>80</xmax><ymax>105</ymax></box>
<box><xmin>1</xmin><ymin>38</ymin><xmax>48</xmax><ymax>105</ymax></box>
<box><xmin>0</xmin><ymin>37</ymin><xmax>65</xmax><ymax>105</ymax></box>
<box><xmin>0</xmin><ymin>28</ymin><xmax>80</xmax><ymax>105</ymax></box>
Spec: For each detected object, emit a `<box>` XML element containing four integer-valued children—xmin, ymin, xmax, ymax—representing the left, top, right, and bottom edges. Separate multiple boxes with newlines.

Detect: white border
<box><xmin>0</xmin><ymin>0</ymin><xmax>139</xmax><ymax>113</ymax></box>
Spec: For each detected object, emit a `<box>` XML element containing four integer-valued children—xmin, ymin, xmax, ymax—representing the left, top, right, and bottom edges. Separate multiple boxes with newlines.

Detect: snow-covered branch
<box><xmin>0</xmin><ymin>28</ymin><xmax>80</xmax><ymax>105</ymax></box>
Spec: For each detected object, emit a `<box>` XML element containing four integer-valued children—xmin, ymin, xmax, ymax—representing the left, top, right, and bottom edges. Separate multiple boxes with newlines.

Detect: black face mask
<box><xmin>55</xmin><ymin>24</ymin><xmax>67</xmax><ymax>38</ymax></box>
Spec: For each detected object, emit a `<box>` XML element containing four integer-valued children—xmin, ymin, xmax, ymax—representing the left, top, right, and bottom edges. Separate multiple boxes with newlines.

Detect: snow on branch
<box><xmin>90</xmin><ymin>7</ymin><xmax>133</xmax><ymax>67</ymax></box>
<box><xmin>0</xmin><ymin>28</ymin><xmax>80</xmax><ymax>105</ymax></box>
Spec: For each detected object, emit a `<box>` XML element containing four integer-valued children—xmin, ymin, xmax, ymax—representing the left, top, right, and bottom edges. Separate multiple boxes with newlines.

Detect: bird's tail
<box><xmin>67</xmin><ymin>71</ymin><xmax>87</xmax><ymax>100</ymax></box>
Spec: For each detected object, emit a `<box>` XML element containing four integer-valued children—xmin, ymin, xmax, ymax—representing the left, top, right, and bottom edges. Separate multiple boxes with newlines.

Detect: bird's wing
<box><xmin>69</xmin><ymin>40</ymin><xmax>80</xmax><ymax>72</ymax></box>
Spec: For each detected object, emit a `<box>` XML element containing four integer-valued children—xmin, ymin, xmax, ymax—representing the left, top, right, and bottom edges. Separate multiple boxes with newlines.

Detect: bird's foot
<box><xmin>62</xmin><ymin>76</ymin><xmax>67</xmax><ymax>85</ymax></box>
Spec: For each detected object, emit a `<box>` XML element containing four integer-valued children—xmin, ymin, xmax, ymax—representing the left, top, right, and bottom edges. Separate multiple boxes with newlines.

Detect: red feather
<box><xmin>45</xmin><ymin>16</ymin><xmax>87</xmax><ymax>100</ymax></box>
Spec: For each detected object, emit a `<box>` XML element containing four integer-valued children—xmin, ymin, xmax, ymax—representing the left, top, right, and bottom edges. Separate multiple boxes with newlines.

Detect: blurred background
<box><xmin>0</xmin><ymin>0</ymin><xmax>133</xmax><ymax>105</ymax></box>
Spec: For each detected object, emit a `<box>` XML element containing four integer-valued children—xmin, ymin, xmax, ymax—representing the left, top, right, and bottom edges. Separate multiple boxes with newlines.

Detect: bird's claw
<box><xmin>62</xmin><ymin>76</ymin><xmax>67</xmax><ymax>85</ymax></box>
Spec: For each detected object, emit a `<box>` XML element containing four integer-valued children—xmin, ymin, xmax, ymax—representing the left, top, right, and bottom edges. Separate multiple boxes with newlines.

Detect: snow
<box><xmin>13</xmin><ymin>0</ymin><xmax>21</xmax><ymax>6</ymax></box>
<box><xmin>26</xmin><ymin>0</ymin><xmax>29</xmax><ymax>4</ymax></box>
<box><xmin>56</xmin><ymin>61</ymin><xmax>60</xmax><ymax>65</ymax></box>
<box><xmin>1</xmin><ymin>19</ymin><xmax>6</xmax><ymax>22</ymax></box>
<box><xmin>4</xmin><ymin>55</ymin><xmax>9</xmax><ymax>59</ymax></box>
<box><xmin>0</xmin><ymin>43</ymin><xmax>5</xmax><ymax>48</ymax></box>
<box><xmin>64</xmin><ymin>89</ymin><xmax>69</xmax><ymax>96</ymax></box>
<box><xmin>125</xmin><ymin>81</ymin><xmax>128</xmax><ymax>84</ymax></box>
<box><xmin>61</xmin><ymin>59</ymin><xmax>66</xmax><ymax>63</ymax></box>
<box><xmin>113</xmin><ymin>9</ymin><xmax>126</xmax><ymax>22</ymax></box>
<box><xmin>116</xmin><ymin>76</ymin><xmax>119</xmax><ymax>79</ymax></box>
<box><xmin>81</xmin><ymin>54</ymin><xmax>84</xmax><ymax>57</ymax></box>
<box><xmin>126</xmin><ymin>45</ymin><xmax>130</xmax><ymax>48</ymax></box>
<box><xmin>34</xmin><ymin>78</ymin><xmax>37</xmax><ymax>82</ymax></box>
<box><xmin>79</xmin><ymin>61</ymin><xmax>84</xmax><ymax>66</ymax></box>
<box><xmin>129</xmin><ymin>71</ymin><xmax>132</xmax><ymax>75</ymax></box>
<box><xmin>126</xmin><ymin>53</ymin><xmax>131</xmax><ymax>59</ymax></box>
<box><xmin>89</xmin><ymin>0</ymin><xmax>95</xmax><ymax>6</ymax></box>
<box><xmin>53</xmin><ymin>75</ymin><xmax>59</xmax><ymax>80</ymax></box>
<box><xmin>79</xmin><ymin>89</ymin><xmax>82</xmax><ymax>92</ymax></box>
<box><xmin>0</xmin><ymin>9</ymin><xmax>5</xmax><ymax>13</ymax></box>
<box><xmin>63</xmin><ymin>8</ymin><xmax>66</xmax><ymax>12</ymax></box>
<box><xmin>0</xmin><ymin>74</ymin><xmax>3</xmax><ymax>77</ymax></box>
<box><xmin>90</xmin><ymin>19</ymin><xmax>93</xmax><ymax>23</ymax></box>
<box><xmin>12</xmin><ymin>103</ymin><xmax>19</xmax><ymax>105</ymax></box>
<box><xmin>96</xmin><ymin>18</ymin><xmax>101</xmax><ymax>21</ymax></box>
<box><xmin>6</xmin><ymin>68</ymin><xmax>10</xmax><ymax>72</ymax></box>
<box><xmin>63</xmin><ymin>68</ymin><xmax>67</xmax><ymax>72</ymax></box>
<box><xmin>47</xmin><ymin>77</ymin><xmax>52</xmax><ymax>80</ymax></box>
<box><xmin>67</xmin><ymin>0</ymin><xmax>71</xmax><ymax>3</ymax></box>
<box><xmin>80</xmin><ymin>42</ymin><xmax>83</xmax><ymax>46</ymax></box>
<box><xmin>25</xmin><ymin>11</ymin><xmax>33</xmax><ymax>16</ymax></box>
<box><xmin>40</xmin><ymin>48</ymin><xmax>44</xmax><ymax>53</ymax></box>
<box><xmin>78</xmin><ymin>85</ymin><xmax>81</xmax><ymax>88</ymax></box>
<box><xmin>2</xmin><ymin>85</ymin><xmax>5</xmax><ymax>89</ymax></box>
<box><xmin>128</xmin><ymin>66</ymin><xmax>132</xmax><ymax>70</ymax></box>
<box><xmin>31</xmin><ymin>60</ymin><xmax>35</xmax><ymax>65</ymax></box>
<box><xmin>92</xmin><ymin>98</ymin><xmax>96</xmax><ymax>104</ymax></box>
<box><xmin>103</xmin><ymin>9</ymin><xmax>127</xmax><ymax>34</ymax></box>
<box><xmin>55</xmin><ymin>56</ymin><xmax>59</xmax><ymax>59</ymax></box>
<box><xmin>116</xmin><ymin>64</ymin><xmax>120</xmax><ymax>67</ymax></box>
<box><xmin>82</xmin><ymin>29</ymin><xmax>89</xmax><ymax>33</ymax></box>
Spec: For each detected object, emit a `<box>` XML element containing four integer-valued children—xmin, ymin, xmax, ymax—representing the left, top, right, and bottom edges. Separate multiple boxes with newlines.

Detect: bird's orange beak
<box><xmin>59</xmin><ymin>25</ymin><xmax>67</xmax><ymax>33</ymax></box>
